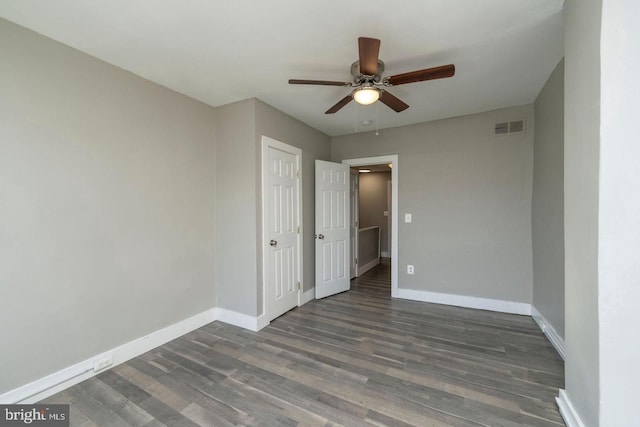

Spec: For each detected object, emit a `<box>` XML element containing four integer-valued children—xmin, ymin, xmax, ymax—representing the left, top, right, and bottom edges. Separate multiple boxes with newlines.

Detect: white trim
<box><xmin>342</xmin><ymin>155</ymin><xmax>398</xmax><ymax>298</ymax></box>
<box><xmin>261</xmin><ymin>136</ymin><xmax>303</xmax><ymax>322</ymax></box>
<box><xmin>381</xmin><ymin>251</ymin><xmax>390</xmax><ymax>258</ymax></box>
<box><xmin>556</xmin><ymin>390</ymin><xmax>587</xmax><ymax>427</ymax></box>
<box><xmin>531</xmin><ymin>306</ymin><xmax>566</xmax><ymax>360</ymax></box>
<box><xmin>396</xmin><ymin>288</ymin><xmax>532</xmax><ymax>315</ymax></box>
<box><xmin>357</xmin><ymin>257</ymin><xmax>380</xmax><ymax>276</ymax></box>
<box><xmin>215</xmin><ymin>307</ymin><xmax>265</xmax><ymax>332</ymax></box>
<box><xmin>0</xmin><ymin>308</ymin><xmax>217</xmax><ymax>404</ymax></box>
<box><xmin>256</xmin><ymin>313</ymin><xmax>270</xmax><ymax>331</ymax></box>
<box><xmin>349</xmin><ymin>170</ymin><xmax>359</xmax><ymax>280</ymax></box>
<box><xmin>299</xmin><ymin>287</ymin><xmax>315</xmax><ymax>306</ymax></box>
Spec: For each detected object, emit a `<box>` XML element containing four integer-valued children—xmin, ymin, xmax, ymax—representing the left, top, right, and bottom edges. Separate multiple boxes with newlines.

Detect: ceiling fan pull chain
<box><xmin>354</xmin><ymin>101</ymin><xmax>358</xmax><ymax>133</ymax></box>
<box><xmin>375</xmin><ymin>102</ymin><xmax>379</xmax><ymax>136</ymax></box>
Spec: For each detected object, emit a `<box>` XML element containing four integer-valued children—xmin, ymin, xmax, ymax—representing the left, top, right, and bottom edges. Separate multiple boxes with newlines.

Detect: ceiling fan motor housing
<box><xmin>351</xmin><ymin>60</ymin><xmax>385</xmax><ymax>83</ymax></box>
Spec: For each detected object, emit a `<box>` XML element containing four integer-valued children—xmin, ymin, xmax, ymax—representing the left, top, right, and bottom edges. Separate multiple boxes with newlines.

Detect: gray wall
<box><xmin>214</xmin><ymin>99</ymin><xmax>257</xmax><ymax>315</ymax></box>
<box><xmin>358</xmin><ymin>228</ymin><xmax>380</xmax><ymax>267</ymax></box>
<box><xmin>332</xmin><ymin>105</ymin><xmax>534</xmax><ymax>303</ymax></box>
<box><xmin>214</xmin><ymin>98</ymin><xmax>331</xmax><ymax>317</ymax></box>
<box><xmin>532</xmin><ymin>59</ymin><xmax>565</xmax><ymax>338</ymax></box>
<box><xmin>0</xmin><ymin>19</ymin><xmax>217</xmax><ymax>395</ymax></box>
<box><xmin>358</xmin><ymin>171</ymin><xmax>391</xmax><ymax>255</ymax></box>
<box><xmin>563</xmin><ymin>0</ymin><xmax>601</xmax><ymax>424</ymax></box>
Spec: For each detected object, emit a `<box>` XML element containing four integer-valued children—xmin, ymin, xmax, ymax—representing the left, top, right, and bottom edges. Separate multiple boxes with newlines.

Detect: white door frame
<box><xmin>260</xmin><ymin>136</ymin><xmax>303</xmax><ymax>325</ymax></box>
<box><xmin>342</xmin><ymin>155</ymin><xmax>398</xmax><ymax>298</ymax></box>
<box><xmin>350</xmin><ymin>169</ymin><xmax>359</xmax><ymax>279</ymax></box>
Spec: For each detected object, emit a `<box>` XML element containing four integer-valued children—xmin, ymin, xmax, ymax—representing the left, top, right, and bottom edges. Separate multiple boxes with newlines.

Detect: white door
<box><xmin>264</xmin><ymin>140</ymin><xmax>300</xmax><ymax>320</ymax></box>
<box><xmin>315</xmin><ymin>160</ymin><xmax>350</xmax><ymax>299</ymax></box>
<box><xmin>350</xmin><ymin>170</ymin><xmax>359</xmax><ymax>279</ymax></box>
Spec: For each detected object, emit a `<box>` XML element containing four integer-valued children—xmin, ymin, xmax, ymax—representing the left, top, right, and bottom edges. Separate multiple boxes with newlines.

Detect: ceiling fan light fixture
<box><xmin>353</xmin><ymin>87</ymin><xmax>380</xmax><ymax>105</ymax></box>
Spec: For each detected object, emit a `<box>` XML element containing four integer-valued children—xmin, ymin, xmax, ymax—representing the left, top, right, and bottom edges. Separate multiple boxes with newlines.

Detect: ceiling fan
<box><xmin>288</xmin><ymin>37</ymin><xmax>455</xmax><ymax>114</ymax></box>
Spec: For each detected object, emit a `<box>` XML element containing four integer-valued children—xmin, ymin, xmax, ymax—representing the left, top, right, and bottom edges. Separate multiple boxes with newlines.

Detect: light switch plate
<box><xmin>404</xmin><ymin>213</ymin><xmax>412</xmax><ymax>223</ymax></box>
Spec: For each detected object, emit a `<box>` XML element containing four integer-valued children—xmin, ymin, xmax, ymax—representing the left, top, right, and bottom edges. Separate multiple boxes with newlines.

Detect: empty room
<box><xmin>1</xmin><ymin>1</ymin><xmax>639</xmax><ymax>426</ymax></box>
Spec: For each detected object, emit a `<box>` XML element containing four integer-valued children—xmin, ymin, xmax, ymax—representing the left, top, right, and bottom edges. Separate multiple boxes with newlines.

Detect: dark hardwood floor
<box><xmin>44</xmin><ymin>260</ymin><xmax>565</xmax><ymax>426</ymax></box>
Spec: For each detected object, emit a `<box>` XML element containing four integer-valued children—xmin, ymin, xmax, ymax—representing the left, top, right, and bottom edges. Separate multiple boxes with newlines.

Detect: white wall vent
<box><xmin>494</xmin><ymin>119</ymin><xmax>526</xmax><ymax>136</ymax></box>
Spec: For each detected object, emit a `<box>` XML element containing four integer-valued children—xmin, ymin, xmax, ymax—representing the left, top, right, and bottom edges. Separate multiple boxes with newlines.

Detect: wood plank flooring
<box><xmin>43</xmin><ymin>260</ymin><xmax>565</xmax><ymax>426</ymax></box>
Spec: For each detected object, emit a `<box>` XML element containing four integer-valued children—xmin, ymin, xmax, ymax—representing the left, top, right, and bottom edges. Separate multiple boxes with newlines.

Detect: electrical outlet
<box><xmin>407</xmin><ymin>265</ymin><xmax>414</xmax><ymax>275</ymax></box>
<box><xmin>93</xmin><ymin>355</ymin><xmax>113</xmax><ymax>372</ymax></box>
<box><xmin>404</xmin><ymin>213</ymin><xmax>412</xmax><ymax>223</ymax></box>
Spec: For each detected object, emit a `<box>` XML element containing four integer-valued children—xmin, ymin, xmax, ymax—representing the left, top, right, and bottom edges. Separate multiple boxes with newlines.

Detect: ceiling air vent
<box><xmin>494</xmin><ymin>119</ymin><xmax>526</xmax><ymax>136</ymax></box>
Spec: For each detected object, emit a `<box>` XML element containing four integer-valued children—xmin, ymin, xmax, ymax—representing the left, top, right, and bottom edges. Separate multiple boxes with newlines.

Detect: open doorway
<box><xmin>352</xmin><ymin>164</ymin><xmax>391</xmax><ymax>275</ymax></box>
<box><xmin>342</xmin><ymin>155</ymin><xmax>398</xmax><ymax>297</ymax></box>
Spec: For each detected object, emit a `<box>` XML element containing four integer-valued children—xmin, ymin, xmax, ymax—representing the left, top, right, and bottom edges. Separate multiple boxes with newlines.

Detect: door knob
<box><xmin>317</xmin><ymin>234</ymin><xmax>325</xmax><ymax>240</ymax></box>
<box><xmin>270</xmin><ymin>240</ymin><xmax>277</xmax><ymax>247</ymax></box>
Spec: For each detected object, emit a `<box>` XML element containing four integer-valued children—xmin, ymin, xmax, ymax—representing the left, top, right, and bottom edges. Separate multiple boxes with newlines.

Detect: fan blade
<box><xmin>358</xmin><ymin>37</ymin><xmax>381</xmax><ymax>76</ymax></box>
<box><xmin>379</xmin><ymin>91</ymin><xmax>409</xmax><ymax>112</ymax></box>
<box><xmin>289</xmin><ymin>79</ymin><xmax>351</xmax><ymax>86</ymax></box>
<box><xmin>325</xmin><ymin>95</ymin><xmax>353</xmax><ymax>114</ymax></box>
<box><xmin>387</xmin><ymin>64</ymin><xmax>455</xmax><ymax>86</ymax></box>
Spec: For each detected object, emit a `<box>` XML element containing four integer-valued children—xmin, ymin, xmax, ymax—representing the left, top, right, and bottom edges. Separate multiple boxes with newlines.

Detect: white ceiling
<box><xmin>0</xmin><ymin>0</ymin><xmax>564</xmax><ymax>137</ymax></box>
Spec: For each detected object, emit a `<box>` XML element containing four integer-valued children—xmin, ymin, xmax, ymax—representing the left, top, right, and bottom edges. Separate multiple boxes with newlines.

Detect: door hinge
<box><xmin>296</xmin><ymin>226</ymin><xmax>300</xmax><ymax>234</ymax></box>
<box><xmin>355</xmin><ymin>258</ymin><xmax>358</xmax><ymax>265</ymax></box>
<box><xmin>296</xmin><ymin>170</ymin><xmax>300</xmax><ymax>178</ymax></box>
<box><xmin>297</xmin><ymin>282</ymin><xmax>301</xmax><ymax>290</ymax></box>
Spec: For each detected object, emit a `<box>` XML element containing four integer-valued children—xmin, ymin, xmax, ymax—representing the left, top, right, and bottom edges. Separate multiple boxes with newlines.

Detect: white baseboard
<box><xmin>215</xmin><ymin>307</ymin><xmax>265</xmax><ymax>332</ymax></box>
<box><xmin>357</xmin><ymin>257</ymin><xmax>380</xmax><ymax>276</ymax></box>
<box><xmin>531</xmin><ymin>306</ymin><xmax>565</xmax><ymax>360</ymax></box>
<box><xmin>381</xmin><ymin>251</ymin><xmax>390</xmax><ymax>258</ymax></box>
<box><xmin>256</xmin><ymin>313</ymin><xmax>270</xmax><ymax>331</ymax></box>
<box><xmin>556</xmin><ymin>390</ymin><xmax>586</xmax><ymax>427</ymax></box>
<box><xmin>0</xmin><ymin>307</ymin><xmax>217</xmax><ymax>404</ymax></box>
<box><xmin>396</xmin><ymin>288</ymin><xmax>532</xmax><ymax>316</ymax></box>
<box><xmin>218</xmin><ymin>288</ymin><xmax>317</xmax><ymax>332</ymax></box>
<box><xmin>300</xmin><ymin>287</ymin><xmax>315</xmax><ymax>306</ymax></box>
